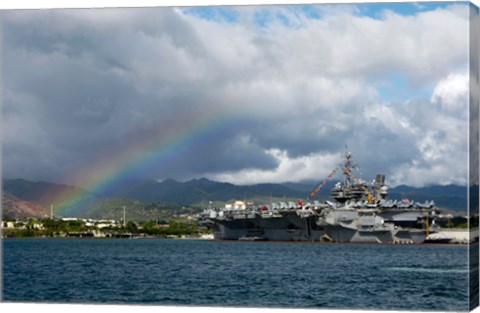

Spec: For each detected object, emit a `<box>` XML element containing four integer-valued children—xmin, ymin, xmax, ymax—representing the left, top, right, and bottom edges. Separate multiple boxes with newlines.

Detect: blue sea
<box><xmin>1</xmin><ymin>238</ymin><xmax>473</xmax><ymax>311</ymax></box>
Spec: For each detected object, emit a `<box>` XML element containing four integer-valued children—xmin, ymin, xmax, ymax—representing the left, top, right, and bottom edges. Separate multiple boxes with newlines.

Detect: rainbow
<box><xmin>49</xmin><ymin>108</ymin><xmax>247</xmax><ymax>217</ymax></box>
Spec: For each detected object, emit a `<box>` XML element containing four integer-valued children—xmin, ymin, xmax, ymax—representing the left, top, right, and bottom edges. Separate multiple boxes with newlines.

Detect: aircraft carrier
<box><xmin>198</xmin><ymin>149</ymin><xmax>440</xmax><ymax>243</ymax></box>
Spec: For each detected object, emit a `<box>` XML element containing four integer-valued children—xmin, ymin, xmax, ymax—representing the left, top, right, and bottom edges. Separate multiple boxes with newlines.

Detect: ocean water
<box><xmin>1</xmin><ymin>238</ymin><xmax>473</xmax><ymax>311</ymax></box>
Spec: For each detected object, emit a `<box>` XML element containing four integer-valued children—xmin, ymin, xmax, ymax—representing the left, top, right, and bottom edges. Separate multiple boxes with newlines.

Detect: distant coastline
<box><xmin>1</xmin><ymin>218</ymin><xmax>211</xmax><ymax>239</ymax></box>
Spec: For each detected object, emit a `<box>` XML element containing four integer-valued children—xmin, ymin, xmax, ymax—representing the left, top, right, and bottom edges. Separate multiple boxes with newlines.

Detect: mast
<box><xmin>342</xmin><ymin>146</ymin><xmax>354</xmax><ymax>187</ymax></box>
<box><xmin>343</xmin><ymin>152</ymin><xmax>349</xmax><ymax>186</ymax></box>
<box><xmin>50</xmin><ymin>204</ymin><xmax>53</xmax><ymax>219</ymax></box>
<box><xmin>123</xmin><ymin>206</ymin><xmax>126</xmax><ymax>227</ymax></box>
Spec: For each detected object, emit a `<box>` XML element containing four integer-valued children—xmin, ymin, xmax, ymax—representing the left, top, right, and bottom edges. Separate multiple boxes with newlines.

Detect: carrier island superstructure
<box><xmin>199</xmin><ymin>149</ymin><xmax>440</xmax><ymax>243</ymax></box>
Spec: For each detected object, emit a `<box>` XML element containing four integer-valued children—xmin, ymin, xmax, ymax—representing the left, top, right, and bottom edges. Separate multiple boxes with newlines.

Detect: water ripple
<box><xmin>2</xmin><ymin>238</ymin><xmax>471</xmax><ymax>311</ymax></box>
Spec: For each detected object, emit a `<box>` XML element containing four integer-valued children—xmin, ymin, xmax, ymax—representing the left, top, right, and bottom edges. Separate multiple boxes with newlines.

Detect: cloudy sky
<box><xmin>2</xmin><ymin>2</ymin><xmax>473</xmax><ymax>189</ymax></box>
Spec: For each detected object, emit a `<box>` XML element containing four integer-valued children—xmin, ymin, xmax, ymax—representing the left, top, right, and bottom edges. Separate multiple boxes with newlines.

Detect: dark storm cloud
<box><xmin>2</xmin><ymin>5</ymin><xmax>470</xmax><ymax>187</ymax></box>
<box><xmin>2</xmin><ymin>7</ymin><xmax>282</xmax><ymax>183</ymax></box>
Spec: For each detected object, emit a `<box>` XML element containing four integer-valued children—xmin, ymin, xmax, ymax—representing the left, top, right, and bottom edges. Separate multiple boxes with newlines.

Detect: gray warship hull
<box><xmin>199</xmin><ymin>149</ymin><xmax>440</xmax><ymax>244</ymax></box>
<box><xmin>319</xmin><ymin>225</ymin><xmax>395</xmax><ymax>243</ymax></box>
<box><xmin>204</xmin><ymin>212</ymin><xmax>325</xmax><ymax>241</ymax></box>
<box><xmin>202</xmin><ymin>209</ymin><xmax>431</xmax><ymax>243</ymax></box>
<box><xmin>203</xmin><ymin>215</ymin><xmax>431</xmax><ymax>243</ymax></box>
<box><xmin>201</xmin><ymin>199</ymin><xmax>437</xmax><ymax>244</ymax></box>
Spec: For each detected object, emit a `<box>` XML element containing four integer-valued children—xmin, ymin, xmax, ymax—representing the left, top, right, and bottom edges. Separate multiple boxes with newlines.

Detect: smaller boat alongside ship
<box><xmin>198</xmin><ymin>148</ymin><xmax>442</xmax><ymax>244</ymax></box>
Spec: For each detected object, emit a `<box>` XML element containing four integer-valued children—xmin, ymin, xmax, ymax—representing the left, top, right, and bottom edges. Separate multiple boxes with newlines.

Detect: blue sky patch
<box><xmin>182</xmin><ymin>2</ymin><xmax>465</xmax><ymax>25</ymax></box>
<box><xmin>377</xmin><ymin>71</ymin><xmax>433</xmax><ymax>103</ymax></box>
<box><xmin>182</xmin><ymin>6</ymin><xmax>239</xmax><ymax>23</ymax></box>
<box><xmin>355</xmin><ymin>1</ymin><xmax>466</xmax><ymax>19</ymax></box>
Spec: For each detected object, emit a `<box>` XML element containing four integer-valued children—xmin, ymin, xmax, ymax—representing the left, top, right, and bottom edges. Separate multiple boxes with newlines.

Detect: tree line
<box><xmin>1</xmin><ymin>218</ymin><xmax>209</xmax><ymax>238</ymax></box>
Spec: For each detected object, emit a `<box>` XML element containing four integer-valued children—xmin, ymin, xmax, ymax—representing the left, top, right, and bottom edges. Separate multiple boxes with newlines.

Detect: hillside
<box><xmin>2</xmin><ymin>178</ymin><xmax>471</xmax><ymax>220</ymax></box>
<box><xmin>3</xmin><ymin>178</ymin><xmax>102</xmax><ymax>217</ymax></box>
<box><xmin>2</xmin><ymin>193</ymin><xmax>49</xmax><ymax>220</ymax></box>
<box><xmin>109</xmin><ymin>178</ymin><xmax>306</xmax><ymax>205</ymax></box>
<box><xmin>79</xmin><ymin>198</ymin><xmax>198</xmax><ymax>222</ymax></box>
<box><xmin>388</xmin><ymin>184</ymin><xmax>468</xmax><ymax>212</ymax></box>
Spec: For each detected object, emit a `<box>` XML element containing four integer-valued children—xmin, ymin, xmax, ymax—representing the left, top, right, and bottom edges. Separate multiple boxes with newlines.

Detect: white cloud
<box><xmin>209</xmin><ymin>149</ymin><xmax>342</xmax><ymax>185</ymax></box>
<box><xmin>431</xmin><ymin>72</ymin><xmax>469</xmax><ymax>113</ymax></box>
<box><xmin>386</xmin><ymin>72</ymin><xmax>469</xmax><ymax>186</ymax></box>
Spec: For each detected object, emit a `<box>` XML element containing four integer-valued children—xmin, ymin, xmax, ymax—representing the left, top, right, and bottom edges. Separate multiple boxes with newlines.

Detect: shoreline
<box><xmin>2</xmin><ymin>235</ymin><xmax>476</xmax><ymax>246</ymax></box>
<box><xmin>210</xmin><ymin>238</ymin><xmax>476</xmax><ymax>246</ymax></box>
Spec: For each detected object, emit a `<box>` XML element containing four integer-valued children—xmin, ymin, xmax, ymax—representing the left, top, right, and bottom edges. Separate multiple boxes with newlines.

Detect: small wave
<box><xmin>384</xmin><ymin>267</ymin><xmax>468</xmax><ymax>274</ymax></box>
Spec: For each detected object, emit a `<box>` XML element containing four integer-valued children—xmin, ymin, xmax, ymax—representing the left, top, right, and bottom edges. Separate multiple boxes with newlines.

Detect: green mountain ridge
<box><xmin>2</xmin><ymin>178</ymin><xmax>470</xmax><ymax>221</ymax></box>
